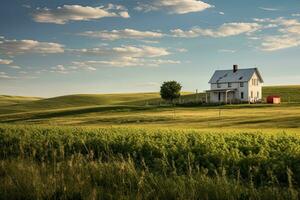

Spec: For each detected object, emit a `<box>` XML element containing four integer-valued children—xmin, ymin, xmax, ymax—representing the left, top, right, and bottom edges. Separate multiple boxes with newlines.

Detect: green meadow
<box><xmin>1</xmin><ymin>85</ymin><xmax>300</xmax><ymax>199</ymax></box>
<box><xmin>0</xmin><ymin>86</ymin><xmax>300</xmax><ymax>129</ymax></box>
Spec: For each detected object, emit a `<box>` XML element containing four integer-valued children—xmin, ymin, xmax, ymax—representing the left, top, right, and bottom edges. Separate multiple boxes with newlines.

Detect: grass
<box><xmin>1</xmin><ymin>125</ymin><xmax>300</xmax><ymax>199</ymax></box>
<box><xmin>0</xmin><ymin>95</ymin><xmax>41</xmax><ymax>106</ymax></box>
<box><xmin>0</xmin><ymin>85</ymin><xmax>300</xmax><ymax>199</ymax></box>
<box><xmin>263</xmin><ymin>85</ymin><xmax>300</xmax><ymax>102</ymax></box>
<box><xmin>0</xmin><ymin>85</ymin><xmax>299</xmax><ymax>128</ymax></box>
<box><xmin>0</xmin><ymin>93</ymin><xmax>162</xmax><ymax>114</ymax></box>
<box><xmin>1</xmin><ymin>103</ymin><xmax>300</xmax><ymax>128</ymax></box>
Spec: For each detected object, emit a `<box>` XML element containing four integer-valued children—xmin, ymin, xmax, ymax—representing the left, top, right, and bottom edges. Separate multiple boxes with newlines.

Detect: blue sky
<box><xmin>0</xmin><ymin>0</ymin><xmax>300</xmax><ymax>97</ymax></box>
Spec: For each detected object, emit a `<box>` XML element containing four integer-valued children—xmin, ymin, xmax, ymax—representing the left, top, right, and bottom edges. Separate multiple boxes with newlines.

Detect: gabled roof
<box><xmin>208</xmin><ymin>68</ymin><xmax>264</xmax><ymax>84</ymax></box>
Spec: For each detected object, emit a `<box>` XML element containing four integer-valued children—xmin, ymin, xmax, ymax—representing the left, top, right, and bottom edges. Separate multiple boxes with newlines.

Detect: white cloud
<box><xmin>259</xmin><ymin>7</ymin><xmax>279</xmax><ymax>11</ymax></box>
<box><xmin>79</xmin><ymin>29</ymin><xmax>164</xmax><ymax>40</ymax></box>
<box><xmin>254</xmin><ymin>17</ymin><xmax>300</xmax><ymax>51</ymax></box>
<box><xmin>171</xmin><ymin>22</ymin><xmax>261</xmax><ymax>38</ymax></box>
<box><xmin>70</xmin><ymin>62</ymin><xmax>97</xmax><ymax>71</ymax></box>
<box><xmin>219</xmin><ymin>12</ymin><xmax>224</xmax><ymax>15</ymax></box>
<box><xmin>22</xmin><ymin>4</ymin><xmax>31</xmax><ymax>9</ymax></box>
<box><xmin>70</xmin><ymin>45</ymin><xmax>170</xmax><ymax>58</ymax></box>
<box><xmin>135</xmin><ymin>0</ymin><xmax>212</xmax><ymax>14</ymax></box>
<box><xmin>140</xmin><ymin>40</ymin><xmax>160</xmax><ymax>44</ymax></box>
<box><xmin>69</xmin><ymin>44</ymin><xmax>179</xmax><ymax>68</ymax></box>
<box><xmin>253</xmin><ymin>17</ymin><xmax>299</xmax><ymax>27</ymax></box>
<box><xmin>9</xmin><ymin>65</ymin><xmax>21</xmax><ymax>69</ymax></box>
<box><xmin>72</xmin><ymin>57</ymin><xmax>180</xmax><ymax>68</ymax></box>
<box><xmin>0</xmin><ymin>72</ymin><xmax>16</xmax><ymax>79</ymax></box>
<box><xmin>50</xmin><ymin>65</ymin><xmax>69</xmax><ymax>74</ymax></box>
<box><xmin>261</xmin><ymin>35</ymin><xmax>300</xmax><ymax>51</ymax></box>
<box><xmin>176</xmin><ymin>48</ymin><xmax>188</xmax><ymax>52</ymax></box>
<box><xmin>0</xmin><ymin>38</ymin><xmax>64</xmax><ymax>55</ymax></box>
<box><xmin>33</xmin><ymin>4</ymin><xmax>129</xmax><ymax>24</ymax></box>
<box><xmin>0</xmin><ymin>58</ymin><xmax>13</xmax><ymax>65</ymax></box>
<box><xmin>218</xmin><ymin>49</ymin><xmax>236</xmax><ymax>53</ymax></box>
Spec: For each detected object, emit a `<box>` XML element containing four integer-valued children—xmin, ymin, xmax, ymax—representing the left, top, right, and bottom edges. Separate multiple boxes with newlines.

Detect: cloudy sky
<box><xmin>0</xmin><ymin>0</ymin><xmax>300</xmax><ymax>97</ymax></box>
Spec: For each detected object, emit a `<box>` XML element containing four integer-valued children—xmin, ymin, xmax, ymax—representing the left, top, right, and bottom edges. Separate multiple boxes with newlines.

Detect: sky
<box><xmin>0</xmin><ymin>0</ymin><xmax>300</xmax><ymax>97</ymax></box>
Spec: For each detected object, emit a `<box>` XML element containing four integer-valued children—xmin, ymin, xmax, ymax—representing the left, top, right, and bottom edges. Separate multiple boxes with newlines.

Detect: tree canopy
<box><xmin>160</xmin><ymin>81</ymin><xmax>182</xmax><ymax>102</ymax></box>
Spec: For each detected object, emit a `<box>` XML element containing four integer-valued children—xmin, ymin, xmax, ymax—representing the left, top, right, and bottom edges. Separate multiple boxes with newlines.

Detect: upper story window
<box><xmin>228</xmin><ymin>82</ymin><xmax>232</xmax><ymax>88</ymax></box>
<box><xmin>217</xmin><ymin>83</ymin><xmax>221</xmax><ymax>88</ymax></box>
<box><xmin>252</xmin><ymin>79</ymin><xmax>258</xmax><ymax>86</ymax></box>
<box><xmin>240</xmin><ymin>82</ymin><xmax>244</xmax><ymax>87</ymax></box>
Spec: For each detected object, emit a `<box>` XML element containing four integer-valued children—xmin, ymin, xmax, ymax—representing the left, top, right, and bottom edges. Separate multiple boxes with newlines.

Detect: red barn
<box><xmin>267</xmin><ymin>96</ymin><xmax>281</xmax><ymax>104</ymax></box>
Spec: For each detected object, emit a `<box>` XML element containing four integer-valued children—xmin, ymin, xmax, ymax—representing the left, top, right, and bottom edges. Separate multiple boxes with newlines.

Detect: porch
<box><xmin>205</xmin><ymin>89</ymin><xmax>237</xmax><ymax>104</ymax></box>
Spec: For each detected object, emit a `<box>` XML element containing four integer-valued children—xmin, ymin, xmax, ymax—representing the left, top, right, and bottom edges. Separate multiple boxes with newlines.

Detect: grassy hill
<box><xmin>0</xmin><ymin>85</ymin><xmax>299</xmax><ymax>128</ymax></box>
<box><xmin>0</xmin><ymin>95</ymin><xmax>42</xmax><ymax>106</ymax></box>
<box><xmin>0</xmin><ymin>93</ymin><xmax>162</xmax><ymax>114</ymax></box>
<box><xmin>263</xmin><ymin>85</ymin><xmax>300</xmax><ymax>102</ymax></box>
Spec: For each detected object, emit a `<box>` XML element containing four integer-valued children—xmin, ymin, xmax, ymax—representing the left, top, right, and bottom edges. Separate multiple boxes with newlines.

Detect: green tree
<box><xmin>160</xmin><ymin>81</ymin><xmax>182</xmax><ymax>103</ymax></box>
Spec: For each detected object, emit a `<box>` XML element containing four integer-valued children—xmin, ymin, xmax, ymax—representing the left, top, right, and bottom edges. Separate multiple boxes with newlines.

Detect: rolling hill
<box><xmin>0</xmin><ymin>95</ymin><xmax>42</xmax><ymax>106</ymax></box>
<box><xmin>0</xmin><ymin>85</ymin><xmax>299</xmax><ymax>114</ymax></box>
<box><xmin>0</xmin><ymin>85</ymin><xmax>299</xmax><ymax>128</ymax></box>
<box><xmin>0</xmin><ymin>93</ymin><xmax>162</xmax><ymax>114</ymax></box>
<box><xmin>262</xmin><ymin>85</ymin><xmax>300</xmax><ymax>102</ymax></box>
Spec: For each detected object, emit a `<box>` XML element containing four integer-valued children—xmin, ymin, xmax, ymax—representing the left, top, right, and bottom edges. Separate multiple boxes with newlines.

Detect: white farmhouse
<box><xmin>206</xmin><ymin>65</ymin><xmax>263</xmax><ymax>103</ymax></box>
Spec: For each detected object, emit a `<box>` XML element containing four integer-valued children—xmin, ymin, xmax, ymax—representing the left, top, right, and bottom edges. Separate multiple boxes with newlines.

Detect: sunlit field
<box><xmin>1</xmin><ymin>125</ymin><xmax>300</xmax><ymax>199</ymax></box>
<box><xmin>1</xmin><ymin>86</ymin><xmax>300</xmax><ymax>199</ymax></box>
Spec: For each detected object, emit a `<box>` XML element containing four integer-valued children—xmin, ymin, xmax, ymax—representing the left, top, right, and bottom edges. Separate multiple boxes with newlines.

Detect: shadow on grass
<box><xmin>1</xmin><ymin>105</ymin><xmax>161</xmax><ymax>123</ymax></box>
<box><xmin>236</xmin><ymin>116</ymin><xmax>300</xmax><ymax>128</ymax></box>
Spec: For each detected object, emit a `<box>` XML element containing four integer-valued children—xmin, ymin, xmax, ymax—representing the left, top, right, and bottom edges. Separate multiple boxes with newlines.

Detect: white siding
<box><xmin>247</xmin><ymin>72</ymin><xmax>262</xmax><ymax>102</ymax></box>
<box><xmin>210</xmin><ymin>82</ymin><xmax>249</xmax><ymax>103</ymax></box>
<box><xmin>208</xmin><ymin>68</ymin><xmax>263</xmax><ymax>103</ymax></box>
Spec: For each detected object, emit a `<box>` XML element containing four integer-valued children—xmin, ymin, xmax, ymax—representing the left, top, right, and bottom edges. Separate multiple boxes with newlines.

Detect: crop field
<box><xmin>0</xmin><ymin>85</ymin><xmax>300</xmax><ymax>199</ymax></box>
<box><xmin>1</xmin><ymin>125</ymin><xmax>300</xmax><ymax>199</ymax></box>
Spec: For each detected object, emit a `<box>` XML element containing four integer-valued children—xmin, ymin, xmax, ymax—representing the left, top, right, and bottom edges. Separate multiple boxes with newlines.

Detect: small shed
<box><xmin>267</xmin><ymin>95</ymin><xmax>281</xmax><ymax>104</ymax></box>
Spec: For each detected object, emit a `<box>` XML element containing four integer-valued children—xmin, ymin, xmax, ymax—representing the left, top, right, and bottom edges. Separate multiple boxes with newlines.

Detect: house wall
<box><xmin>247</xmin><ymin>72</ymin><xmax>262</xmax><ymax>102</ymax></box>
<box><xmin>209</xmin><ymin>70</ymin><xmax>263</xmax><ymax>103</ymax></box>
<box><xmin>210</xmin><ymin>82</ymin><xmax>248</xmax><ymax>103</ymax></box>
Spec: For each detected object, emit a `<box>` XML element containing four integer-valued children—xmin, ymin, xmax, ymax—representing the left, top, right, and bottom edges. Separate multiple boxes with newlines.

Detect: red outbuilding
<box><xmin>267</xmin><ymin>96</ymin><xmax>281</xmax><ymax>104</ymax></box>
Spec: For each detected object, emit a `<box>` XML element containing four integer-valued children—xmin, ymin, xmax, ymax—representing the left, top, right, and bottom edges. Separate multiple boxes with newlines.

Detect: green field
<box><xmin>1</xmin><ymin>125</ymin><xmax>300</xmax><ymax>199</ymax></box>
<box><xmin>0</xmin><ymin>95</ymin><xmax>42</xmax><ymax>106</ymax></box>
<box><xmin>0</xmin><ymin>86</ymin><xmax>299</xmax><ymax>129</ymax></box>
<box><xmin>1</xmin><ymin>85</ymin><xmax>300</xmax><ymax>199</ymax></box>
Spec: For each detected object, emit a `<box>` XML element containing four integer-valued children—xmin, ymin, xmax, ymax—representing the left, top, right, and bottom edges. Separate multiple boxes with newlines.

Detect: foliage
<box><xmin>160</xmin><ymin>81</ymin><xmax>182</xmax><ymax>102</ymax></box>
<box><xmin>1</xmin><ymin>125</ymin><xmax>300</xmax><ymax>199</ymax></box>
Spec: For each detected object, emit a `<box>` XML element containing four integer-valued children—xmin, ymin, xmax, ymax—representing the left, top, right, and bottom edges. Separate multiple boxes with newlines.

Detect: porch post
<box><xmin>205</xmin><ymin>92</ymin><xmax>208</xmax><ymax>103</ymax></box>
<box><xmin>225</xmin><ymin>91</ymin><xmax>228</xmax><ymax>104</ymax></box>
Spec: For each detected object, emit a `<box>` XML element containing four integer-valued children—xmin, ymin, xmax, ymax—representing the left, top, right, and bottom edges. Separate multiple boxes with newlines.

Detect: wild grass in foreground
<box><xmin>1</xmin><ymin>125</ymin><xmax>300</xmax><ymax>199</ymax></box>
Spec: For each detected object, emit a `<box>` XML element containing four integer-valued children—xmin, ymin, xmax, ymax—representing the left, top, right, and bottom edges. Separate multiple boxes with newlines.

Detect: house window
<box><xmin>252</xmin><ymin>79</ymin><xmax>258</xmax><ymax>86</ymax></box>
<box><xmin>251</xmin><ymin>91</ymin><xmax>253</xmax><ymax>98</ymax></box>
<box><xmin>241</xmin><ymin>92</ymin><xmax>244</xmax><ymax>99</ymax></box>
<box><xmin>217</xmin><ymin>83</ymin><xmax>221</xmax><ymax>88</ymax></box>
<box><xmin>240</xmin><ymin>82</ymin><xmax>244</xmax><ymax>87</ymax></box>
<box><xmin>257</xmin><ymin>91</ymin><xmax>259</xmax><ymax>98</ymax></box>
<box><xmin>218</xmin><ymin>92</ymin><xmax>221</xmax><ymax>101</ymax></box>
<box><xmin>228</xmin><ymin>83</ymin><xmax>232</xmax><ymax>88</ymax></box>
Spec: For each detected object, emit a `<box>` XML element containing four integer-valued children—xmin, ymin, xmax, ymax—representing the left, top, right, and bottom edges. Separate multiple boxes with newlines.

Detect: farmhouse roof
<box><xmin>208</xmin><ymin>67</ymin><xmax>264</xmax><ymax>84</ymax></box>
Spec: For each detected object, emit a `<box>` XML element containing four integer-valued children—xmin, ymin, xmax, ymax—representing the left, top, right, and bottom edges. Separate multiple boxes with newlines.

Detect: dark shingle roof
<box><xmin>209</xmin><ymin>68</ymin><xmax>263</xmax><ymax>83</ymax></box>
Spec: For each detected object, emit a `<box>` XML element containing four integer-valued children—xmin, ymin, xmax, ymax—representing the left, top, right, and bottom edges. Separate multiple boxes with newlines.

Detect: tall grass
<box><xmin>1</xmin><ymin>125</ymin><xmax>300</xmax><ymax>199</ymax></box>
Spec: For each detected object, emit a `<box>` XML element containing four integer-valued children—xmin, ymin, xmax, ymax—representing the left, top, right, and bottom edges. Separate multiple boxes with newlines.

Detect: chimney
<box><xmin>233</xmin><ymin>64</ymin><xmax>238</xmax><ymax>73</ymax></box>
